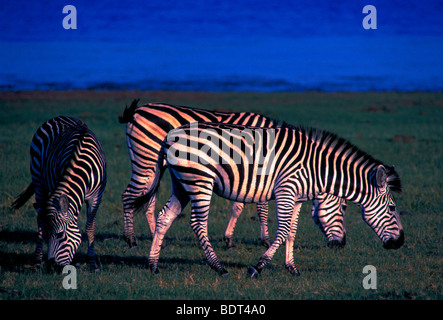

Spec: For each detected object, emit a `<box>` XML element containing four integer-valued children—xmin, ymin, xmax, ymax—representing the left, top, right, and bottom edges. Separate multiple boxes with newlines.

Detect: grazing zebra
<box><xmin>144</xmin><ymin>122</ymin><xmax>403</xmax><ymax>277</ymax></box>
<box><xmin>11</xmin><ymin>116</ymin><xmax>107</xmax><ymax>270</ymax></box>
<box><xmin>119</xmin><ymin>100</ymin><xmax>347</xmax><ymax>249</ymax></box>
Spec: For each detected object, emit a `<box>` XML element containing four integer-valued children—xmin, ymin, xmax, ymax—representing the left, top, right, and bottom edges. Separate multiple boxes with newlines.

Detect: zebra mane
<box><xmin>59</xmin><ymin>119</ymin><xmax>89</xmax><ymax>179</ymax></box>
<box><xmin>38</xmin><ymin>117</ymin><xmax>91</xmax><ymax>207</ymax></box>
<box><xmin>276</xmin><ymin>120</ymin><xmax>402</xmax><ymax>193</ymax></box>
<box><xmin>385</xmin><ymin>165</ymin><xmax>402</xmax><ymax>193</ymax></box>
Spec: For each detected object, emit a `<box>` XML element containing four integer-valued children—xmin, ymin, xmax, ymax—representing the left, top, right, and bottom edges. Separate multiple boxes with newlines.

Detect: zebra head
<box><xmin>45</xmin><ymin>193</ymin><xmax>82</xmax><ymax>267</ymax></box>
<box><xmin>361</xmin><ymin>165</ymin><xmax>404</xmax><ymax>249</ymax></box>
<box><xmin>311</xmin><ymin>193</ymin><xmax>347</xmax><ymax>249</ymax></box>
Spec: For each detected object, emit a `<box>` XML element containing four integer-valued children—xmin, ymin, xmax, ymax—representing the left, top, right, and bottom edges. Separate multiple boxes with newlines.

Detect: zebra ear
<box><xmin>376</xmin><ymin>165</ymin><xmax>387</xmax><ymax>188</ymax></box>
<box><xmin>59</xmin><ymin>194</ymin><xmax>69</xmax><ymax>215</ymax></box>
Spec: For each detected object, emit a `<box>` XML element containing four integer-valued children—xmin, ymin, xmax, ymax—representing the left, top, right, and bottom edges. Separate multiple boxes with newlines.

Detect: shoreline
<box><xmin>1</xmin><ymin>89</ymin><xmax>441</xmax><ymax>99</ymax></box>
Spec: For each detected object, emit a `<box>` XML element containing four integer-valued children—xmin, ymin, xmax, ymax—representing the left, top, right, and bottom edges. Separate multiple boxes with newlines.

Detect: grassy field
<box><xmin>0</xmin><ymin>90</ymin><xmax>441</xmax><ymax>300</ymax></box>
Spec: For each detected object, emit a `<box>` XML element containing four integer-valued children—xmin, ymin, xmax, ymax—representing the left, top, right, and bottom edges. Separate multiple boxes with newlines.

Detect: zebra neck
<box><xmin>322</xmin><ymin>156</ymin><xmax>376</xmax><ymax>205</ymax></box>
<box><xmin>294</xmin><ymin>128</ymin><xmax>378</xmax><ymax>205</ymax></box>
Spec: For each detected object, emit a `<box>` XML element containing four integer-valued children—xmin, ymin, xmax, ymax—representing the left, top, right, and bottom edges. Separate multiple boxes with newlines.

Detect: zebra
<box><xmin>119</xmin><ymin>99</ymin><xmax>347</xmax><ymax>250</ymax></box>
<box><xmin>143</xmin><ymin>121</ymin><xmax>404</xmax><ymax>277</ymax></box>
<box><xmin>11</xmin><ymin>116</ymin><xmax>107</xmax><ymax>270</ymax></box>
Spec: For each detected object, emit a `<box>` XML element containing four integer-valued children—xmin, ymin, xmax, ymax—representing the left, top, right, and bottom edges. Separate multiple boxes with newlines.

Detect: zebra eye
<box><xmin>55</xmin><ymin>231</ymin><xmax>64</xmax><ymax>240</ymax></box>
<box><xmin>389</xmin><ymin>205</ymin><xmax>396</xmax><ymax>212</ymax></box>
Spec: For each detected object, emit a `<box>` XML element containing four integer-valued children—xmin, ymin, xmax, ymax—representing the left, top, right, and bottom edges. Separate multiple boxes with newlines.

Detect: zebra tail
<box><xmin>131</xmin><ymin>171</ymin><xmax>161</xmax><ymax>214</ymax></box>
<box><xmin>118</xmin><ymin>99</ymin><xmax>140</xmax><ymax>124</ymax></box>
<box><xmin>11</xmin><ymin>183</ymin><xmax>35</xmax><ymax>210</ymax></box>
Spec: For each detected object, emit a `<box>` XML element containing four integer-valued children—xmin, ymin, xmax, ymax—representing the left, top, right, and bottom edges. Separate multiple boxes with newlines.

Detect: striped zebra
<box><xmin>119</xmin><ymin>100</ymin><xmax>347</xmax><ymax>249</ymax></box>
<box><xmin>144</xmin><ymin>122</ymin><xmax>404</xmax><ymax>277</ymax></box>
<box><xmin>11</xmin><ymin>116</ymin><xmax>107</xmax><ymax>270</ymax></box>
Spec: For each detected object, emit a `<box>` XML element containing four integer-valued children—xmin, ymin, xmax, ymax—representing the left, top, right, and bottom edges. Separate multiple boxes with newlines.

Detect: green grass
<box><xmin>0</xmin><ymin>90</ymin><xmax>442</xmax><ymax>300</ymax></box>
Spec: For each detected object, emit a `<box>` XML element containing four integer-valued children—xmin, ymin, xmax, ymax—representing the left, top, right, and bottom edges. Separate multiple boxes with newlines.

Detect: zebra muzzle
<box><xmin>327</xmin><ymin>235</ymin><xmax>346</xmax><ymax>249</ymax></box>
<box><xmin>46</xmin><ymin>258</ymin><xmax>64</xmax><ymax>273</ymax></box>
<box><xmin>383</xmin><ymin>229</ymin><xmax>404</xmax><ymax>249</ymax></box>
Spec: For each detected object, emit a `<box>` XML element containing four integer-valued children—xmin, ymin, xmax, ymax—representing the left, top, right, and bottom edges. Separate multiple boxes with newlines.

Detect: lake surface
<box><xmin>1</xmin><ymin>0</ymin><xmax>442</xmax><ymax>91</ymax></box>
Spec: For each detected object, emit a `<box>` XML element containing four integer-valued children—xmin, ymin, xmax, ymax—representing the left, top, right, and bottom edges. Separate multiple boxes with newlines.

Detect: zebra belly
<box><xmin>213</xmin><ymin>163</ymin><xmax>274</xmax><ymax>203</ymax></box>
<box><xmin>169</xmin><ymin>159</ymin><xmax>273</xmax><ymax>204</ymax></box>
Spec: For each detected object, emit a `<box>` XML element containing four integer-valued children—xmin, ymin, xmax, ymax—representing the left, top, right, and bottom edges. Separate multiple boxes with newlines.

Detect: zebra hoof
<box><xmin>286</xmin><ymin>265</ymin><xmax>301</xmax><ymax>277</ymax></box>
<box><xmin>223</xmin><ymin>236</ymin><xmax>235</xmax><ymax>250</ymax></box>
<box><xmin>291</xmin><ymin>269</ymin><xmax>301</xmax><ymax>277</ymax></box>
<box><xmin>219</xmin><ymin>269</ymin><xmax>230</xmax><ymax>278</ymax></box>
<box><xmin>124</xmin><ymin>235</ymin><xmax>137</xmax><ymax>249</ymax></box>
<box><xmin>327</xmin><ymin>239</ymin><xmax>345</xmax><ymax>249</ymax></box>
<box><xmin>247</xmin><ymin>266</ymin><xmax>260</xmax><ymax>279</ymax></box>
<box><xmin>89</xmin><ymin>261</ymin><xmax>100</xmax><ymax>273</ymax></box>
<box><xmin>149</xmin><ymin>262</ymin><xmax>160</xmax><ymax>275</ymax></box>
<box><xmin>150</xmin><ymin>267</ymin><xmax>160</xmax><ymax>275</ymax></box>
<box><xmin>89</xmin><ymin>263</ymin><xmax>100</xmax><ymax>273</ymax></box>
<box><xmin>261</xmin><ymin>238</ymin><xmax>271</xmax><ymax>248</ymax></box>
<box><xmin>91</xmin><ymin>267</ymin><xmax>101</xmax><ymax>274</ymax></box>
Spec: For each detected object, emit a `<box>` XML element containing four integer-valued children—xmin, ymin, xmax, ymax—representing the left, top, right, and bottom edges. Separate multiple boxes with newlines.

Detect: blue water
<box><xmin>1</xmin><ymin>0</ymin><xmax>442</xmax><ymax>91</ymax></box>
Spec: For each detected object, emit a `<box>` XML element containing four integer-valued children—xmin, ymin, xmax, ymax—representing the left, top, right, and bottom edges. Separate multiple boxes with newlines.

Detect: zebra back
<box><xmin>122</xmin><ymin>101</ymin><xmax>273</xmax><ymax>208</ymax></box>
<box><xmin>30</xmin><ymin>116</ymin><xmax>106</xmax><ymax>210</ymax></box>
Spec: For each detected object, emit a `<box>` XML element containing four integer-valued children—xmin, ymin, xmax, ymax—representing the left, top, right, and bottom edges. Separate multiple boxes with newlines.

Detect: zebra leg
<box><xmin>33</xmin><ymin>194</ymin><xmax>45</xmax><ymax>267</ymax></box>
<box><xmin>145</xmin><ymin>192</ymin><xmax>169</xmax><ymax>248</ymax></box>
<box><xmin>122</xmin><ymin>177</ymin><xmax>156</xmax><ymax>248</ymax></box>
<box><xmin>285</xmin><ymin>202</ymin><xmax>302</xmax><ymax>276</ymax></box>
<box><xmin>145</xmin><ymin>192</ymin><xmax>157</xmax><ymax>235</ymax></box>
<box><xmin>223</xmin><ymin>202</ymin><xmax>244</xmax><ymax>249</ymax></box>
<box><xmin>190</xmin><ymin>197</ymin><xmax>229</xmax><ymax>277</ymax></box>
<box><xmin>257</xmin><ymin>202</ymin><xmax>271</xmax><ymax>248</ymax></box>
<box><xmin>248</xmin><ymin>192</ymin><xmax>298</xmax><ymax>278</ymax></box>
<box><xmin>223</xmin><ymin>202</ymin><xmax>270</xmax><ymax>249</ymax></box>
<box><xmin>122</xmin><ymin>183</ymin><xmax>140</xmax><ymax>248</ymax></box>
<box><xmin>123</xmin><ymin>164</ymin><xmax>167</xmax><ymax>248</ymax></box>
<box><xmin>85</xmin><ymin>197</ymin><xmax>102</xmax><ymax>272</ymax></box>
<box><xmin>122</xmin><ymin>169</ymin><xmax>155</xmax><ymax>248</ymax></box>
<box><xmin>148</xmin><ymin>193</ymin><xmax>189</xmax><ymax>274</ymax></box>
<box><xmin>34</xmin><ymin>211</ymin><xmax>44</xmax><ymax>267</ymax></box>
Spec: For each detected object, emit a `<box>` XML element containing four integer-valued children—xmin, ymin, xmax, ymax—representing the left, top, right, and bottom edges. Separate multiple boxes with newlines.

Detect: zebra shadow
<box><xmin>1</xmin><ymin>229</ymin><xmax>39</xmax><ymax>272</ymax></box>
<box><xmin>0</xmin><ymin>229</ymin><xmax>250</xmax><ymax>272</ymax></box>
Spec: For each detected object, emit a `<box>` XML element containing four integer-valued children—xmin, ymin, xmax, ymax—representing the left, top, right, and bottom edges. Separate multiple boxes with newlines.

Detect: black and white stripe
<box><xmin>12</xmin><ymin>116</ymin><xmax>106</xmax><ymax>269</ymax></box>
<box><xmin>311</xmin><ymin>193</ymin><xmax>347</xmax><ymax>248</ymax></box>
<box><xmin>146</xmin><ymin>122</ymin><xmax>403</xmax><ymax>277</ymax></box>
<box><xmin>119</xmin><ymin>100</ymin><xmax>347</xmax><ymax>249</ymax></box>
